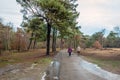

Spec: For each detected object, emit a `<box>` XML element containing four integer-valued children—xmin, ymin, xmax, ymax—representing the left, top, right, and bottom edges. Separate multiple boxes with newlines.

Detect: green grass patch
<box><xmin>40</xmin><ymin>58</ymin><xmax>52</xmax><ymax>63</ymax></box>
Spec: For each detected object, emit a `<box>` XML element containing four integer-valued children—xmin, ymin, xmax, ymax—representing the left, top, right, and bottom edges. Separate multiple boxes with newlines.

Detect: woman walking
<box><xmin>68</xmin><ymin>47</ymin><xmax>72</xmax><ymax>56</ymax></box>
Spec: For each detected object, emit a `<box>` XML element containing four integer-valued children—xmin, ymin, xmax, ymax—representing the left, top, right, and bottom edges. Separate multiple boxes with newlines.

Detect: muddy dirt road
<box><xmin>0</xmin><ymin>62</ymin><xmax>48</xmax><ymax>80</ymax></box>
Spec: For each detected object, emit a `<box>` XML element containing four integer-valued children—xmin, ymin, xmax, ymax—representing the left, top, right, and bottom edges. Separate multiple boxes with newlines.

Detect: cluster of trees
<box><xmin>83</xmin><ymin>26</ymin><xmax>120</xmax><ymax>49</ymax></box>
<box><xmin>1</xmin><ymin>0</ymin><xmax>119</xmax><ymax>56</ymax></box>
<box><xmin>0</xmin><ymin>19</ymin><xmax>30</xmax><ymax>54</ymax></box>
<box><xmin>104</xmin><ymin>27</ymin><xmax>120</xmax><ymax>48</ymax></box>
<box><xmin>16</xmin><ymin>0</ymin><xmax>81</xmax><ymax>55</ymax></box>
<box><xmin>0</xmin><ymin>0</ymin><xmax>82</xmax><ymax>56</ymax></box>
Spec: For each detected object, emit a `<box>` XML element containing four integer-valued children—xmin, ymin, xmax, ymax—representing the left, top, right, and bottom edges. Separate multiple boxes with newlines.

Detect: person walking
<box><xmin>67</xmin><ymin>47</ymin><xmax>72</xmax><ymax>56</ymax></box>
<box><xmin>77</xmin><ymin>46</ymin><xmax>81</xmax><ymax>55</ymax></box>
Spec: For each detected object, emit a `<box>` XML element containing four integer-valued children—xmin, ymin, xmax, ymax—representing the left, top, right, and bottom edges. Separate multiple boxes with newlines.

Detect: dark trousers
<box><xmin>69</xmin><ymin>52</ymin><xmax>71</xmax><ymax>56</ymax></box>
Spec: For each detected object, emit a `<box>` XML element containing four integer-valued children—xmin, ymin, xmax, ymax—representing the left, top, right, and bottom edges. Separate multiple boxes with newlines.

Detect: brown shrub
<box><xmin>93</xmin><ymin>40</ymin><xmax>102</xmax><ymax>49</ymax></box>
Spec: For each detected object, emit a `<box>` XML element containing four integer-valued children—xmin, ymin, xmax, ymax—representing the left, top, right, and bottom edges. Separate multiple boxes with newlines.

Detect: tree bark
<box><xmin>52</xmin><ymin>27</ymin><xmax>57</xmax><ymax>52</ymax></box>
<box><xmin>28</xmin><ymin>32</ymin><xmax>34</xmax><ymax>50</ymax></box>
<box><xmin>17</xmin><ymin>34</ymin><xmax>20</xmax><ymax>52</ymax></box>
<box><xmin>0</xmin><ymin>45</ymin><xmax>1</xmax><ymax>55</ymax></box>
<box><xmin>0</xmin><ymin>49</ymin><xmax>1</xmax><ymax>55</ymax></box>
<box><xmin>46</xmin><ymin>23</ymin><xmax>51</xmax><ymax>55</ymax></box>
<box><xmin>60</xmin><ymin>38</ymin><xmax>64</xmax><ymax>49</ymax></box>
<box><xmin>33</xmin><ymin>35</ymin><xmax>37</xmax><ymax>49</ymax></box>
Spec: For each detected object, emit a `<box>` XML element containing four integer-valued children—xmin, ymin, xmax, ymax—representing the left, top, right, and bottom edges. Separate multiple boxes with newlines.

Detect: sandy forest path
<box><xmin>59</xmin><ymin>50</ymin><xmax>108</xmax><ymax>80</ymax></box>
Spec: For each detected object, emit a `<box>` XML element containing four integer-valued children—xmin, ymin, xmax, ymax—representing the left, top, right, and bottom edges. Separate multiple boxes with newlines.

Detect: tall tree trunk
<box><xmin>74</xmin><ymin>37</ymin><xmax>76</xmax><ymax>50</ymax></box>
<box><xmin>60</xmin><ymin>38</ymin><xmax>64</xmax><ymax>49</ymax></box>
<box><xmin>0</xmin><ymin>49</ymin><xmax>1</xmax><ymax>55</ymax></box>
<box><xmin>52</xmin><ymin>27</ymin><xmax>57</xmax><ymax>52</ymax></box>
<box><xmin>33</xmin><ymin>34</ymin><xmax>37</xmax><ymax>49</ymax></box>
<box><xmin>18</xmin><ymin>34</ymin><xmax>20</xmax><ymax>52</ymax></box>
<box><xmin>18</xmin><ymin>37</ymin><xmax>20</xmax><ymax>52</ymax></box>
<box><xmin>73</xmin><ymin>36</ymin><xmax>76</xmax><ymax>50</ymax></box>
<box><xmin>46</xmin><ymin>23</ymin><xmax>51</xmax><ymax>55</ymax></box>
<box><xmin>28</xmin><ymin>32</ymin><xmax>34</xmax><ymax>50</ymax></box>
<box><xmin>101</xmin><ymin>36</ymin><xmax>103</xmax><ymax>48</ymax></box>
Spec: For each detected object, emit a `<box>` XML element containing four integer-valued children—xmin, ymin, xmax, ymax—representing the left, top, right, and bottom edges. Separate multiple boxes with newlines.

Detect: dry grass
<box><xmin>81</xmin><ymin>48</ymin><xmax>120</xmax><ymax>60</ymax></box>
<box><xmin>0</xmin><ymin>48</ymin><xmax>58</xmax><ymax>80</ymax></box>
<box><xmin>81</xmin><ymin>48</ymin><xmax>120</xmax><ymax>74</ymax></box>
<box><xmin>0</xmin><ymin>48</ymin><xmax>57</xmax><ymax>67</ymax></box>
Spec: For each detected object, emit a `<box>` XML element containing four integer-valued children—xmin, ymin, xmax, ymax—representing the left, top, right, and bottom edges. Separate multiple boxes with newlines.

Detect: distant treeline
<box><xmin>82</xmin><ymin>27</ymin><xmax>120</xmax><ymax>48</ymax></box>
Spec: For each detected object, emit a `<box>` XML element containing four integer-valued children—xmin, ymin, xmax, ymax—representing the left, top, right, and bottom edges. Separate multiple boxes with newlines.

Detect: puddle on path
<box><xmin>41</xmin><ymin>61</ymin><xmax>54</xmax><ymax>80</ymax></box>
<box><xmin>41</xmin><ymin>61</ymin><xmax>60</xmax><ymax>80</ymax></box>
<box><xmin>41</xmin><ymin>72</ymin><xmax>46</xmax><ymax>80</ymax></box>
<box><xmin>80</xmin><ymin>59</ymin><xmax>120</xmax><ymax>80</ymax></box>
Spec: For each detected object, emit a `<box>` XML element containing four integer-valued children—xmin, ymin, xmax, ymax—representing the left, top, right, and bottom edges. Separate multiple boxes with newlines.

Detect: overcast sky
<box><xmin>0</xmin><ymin>0</ymin><xmax>22</xmax><ymax>27</ymax></box>
<box><xmin>0</xmin><ymin>0</ymin><xmax>120</xmax><ymax>36</ymax></box>
<box><xmin>77</xmin><ymin>0</ymin><xmax>120</xmax><ymax>35</ymax></box>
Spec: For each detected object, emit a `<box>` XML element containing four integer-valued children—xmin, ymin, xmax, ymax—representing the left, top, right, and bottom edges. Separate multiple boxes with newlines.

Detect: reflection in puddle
<box><xmin>41</xmin><ymin>61</ymin><xmax>60</xmax><ymax>80</ymax></box>
<box><xmin>80</xmin><ymin>60</ymin><xmax>120</xmax><ymax>80</ymax></box>
<box><xmin>41</xmin><ymin>61</ymin><xmax>53</xmax><ymax>80</ymax></box>
<box><xmin>41</xmin><ymin>72</ymin><xmax>46</xmax><ymax>80</ymax></box>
